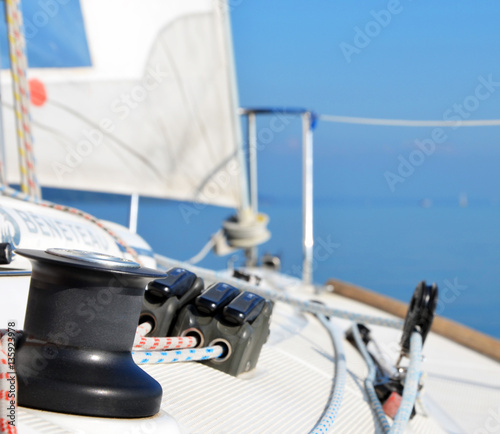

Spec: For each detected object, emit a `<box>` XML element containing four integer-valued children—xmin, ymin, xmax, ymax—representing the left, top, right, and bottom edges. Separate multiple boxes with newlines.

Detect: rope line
<box><xmin>389</xmin><ymin>332</ymin><xmax>422</xmax><ymax>434</ymax></box>
<box><xmin>351</xmin><ymin>324</ymin><xmax>391</xmax><ymax>433</ymax></box>
<box><xmin>310</xmin><ymin>315</ymin><xmax>347</xmax><ymax>433</ymax></box>
<box><xmin>136</xmin><ymin>322</ymin><xmax>152</xmax><ymax>336</ymax></box>
<box><xmin>132</xmin><ymin>346</ymin><xmax>223</xmax><ymax>364</ymax></box>
<box><xmin>134</xmin><ymin>325</ymin><xmax>198</xmax><ymax>351</ymax></box>
<box><xmin>186</xmin><ymin>230</ymin><xmax>222</xmax><ymax>264</ymax></box>
<box><xmin>5</xmin><ymin>0</ymin><xmax>40</xmax><ymax>199</ymax></box>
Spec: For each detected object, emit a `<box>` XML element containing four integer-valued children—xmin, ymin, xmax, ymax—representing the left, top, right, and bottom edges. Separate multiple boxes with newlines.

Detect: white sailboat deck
<box><xmin>4</xmin><ymin>269</ymin><xmax>498</xmax><ymax>433</ymax></box>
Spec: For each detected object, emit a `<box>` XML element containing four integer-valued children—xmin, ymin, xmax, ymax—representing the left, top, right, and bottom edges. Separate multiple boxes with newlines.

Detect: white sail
<box><xmin>0</xmin><ymin>0</ymin><xmax>246</xmax><ymax>208</ymax></box>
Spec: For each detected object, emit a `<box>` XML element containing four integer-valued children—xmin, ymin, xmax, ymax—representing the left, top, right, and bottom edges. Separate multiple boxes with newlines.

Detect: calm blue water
<box><xmin>43</xmin><ymin>188</ymin><xmax>500</xmax><ymax>340</ymax></box>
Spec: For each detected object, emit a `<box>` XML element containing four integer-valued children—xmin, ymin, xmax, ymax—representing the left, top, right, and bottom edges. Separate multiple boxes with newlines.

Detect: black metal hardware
<box><xmin>400</xmin><ymin>280</ymin><xmax>438</xmax><ymax>355</ymax></box>
<box><xmin>15</xmin><ymin>248</ymin><xmax>166</xmax><ymax>418</ymax></box>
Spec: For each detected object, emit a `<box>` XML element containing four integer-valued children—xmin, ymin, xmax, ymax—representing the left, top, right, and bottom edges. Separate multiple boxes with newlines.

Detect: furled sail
<box><xmin>0</xmin><ymin>0</ymin><xmax>246</xmax><ymax>208</ymax></box>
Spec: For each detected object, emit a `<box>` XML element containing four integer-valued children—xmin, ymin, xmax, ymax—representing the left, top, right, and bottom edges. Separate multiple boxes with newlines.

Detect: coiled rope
<box><xmin>4</xmin><ymin>0</ymin><xmax>39</xmax><ymax>199</ymax></box>
<box><xmin>222</xmin><ymin>212</ymin><xmax>270</xmax><ymax>249</ymax></box>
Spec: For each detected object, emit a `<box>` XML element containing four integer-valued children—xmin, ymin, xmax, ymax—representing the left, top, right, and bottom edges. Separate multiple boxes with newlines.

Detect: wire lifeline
<box><xmin>310</xmin><ymin>315</ymin><xmax>347</xmax><ymax>433</ymax></box>
<box><xmin>389</xmin><ymin>332</ymin><xmax>422</xmax><ymax>434</ymax></box>
<box><xmin>4</xmin><ymin>0</ymin><xmax>40</xmax><ymax>199</ymax></box>
<box><xmin>0</xmin><ymin>330</ymin><xmax>17</xmax><ymax>434</ymax></box>
<box><xmin>351</xmin><ymin>323</ymin><xmax>391</xmax><ymax>433</ymax></box>
<box><xmin>132</xmin><ymin>346</ymin><xmax>223</xmax><ymax>364</ymax></box>
<box><xmin>319</xmin><ymin>114</ymin><xmax>500</xmax><ymax>127</ymax></box>
<box><xmin>154</xmin><ymin>254</ymin><xmax>404</xmax><ymax>330</ymax></box>
<box><xmin>0</xmin><ymin>185</ymin><xmax>142</xmax><ymax>264</ymax></box>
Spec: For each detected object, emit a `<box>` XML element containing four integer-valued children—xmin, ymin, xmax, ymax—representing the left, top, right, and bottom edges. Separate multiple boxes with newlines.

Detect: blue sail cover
<box><xmin>0</xmin><ymin>0</ymin><xmax>91</xmax><ymax>68</ymax></box>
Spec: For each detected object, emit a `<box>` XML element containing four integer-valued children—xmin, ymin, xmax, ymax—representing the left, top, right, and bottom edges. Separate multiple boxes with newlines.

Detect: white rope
<box><xmin>186</xmin><ymin>230</ymin><xmax>222</xmax><ymax>264</ymax></box>
<box><xmin>136</xmin><ymin>322</ymin><xmax>152</xmax><ymax>337</ymax></box>
<box><xmin>132</xmin><ymin>346</ymin><xmax>223</xmax><ymax>364</ymax></box>
<box><xmin>351</xmin><ymin>324</ymin><xmax>391</xmax><ymax>433</ymax></box>
<box><xmin>390</xmin><ymin>332</ymin><xmax>422</xmax><ymax>434</ymax></box>
<box><xmin>310</xmin><ymin>315</ymin><xmax>347</xmax><ymax>433</ymax></box>
<box><xmin>319</xmin><ymin>114</ymin><xmax>500</xmax><ymax>127</ymax></box>
<box><xmin>134</xmin><ymin>337</ymin><xmax>198</xmax><ymax>351</ymax></box>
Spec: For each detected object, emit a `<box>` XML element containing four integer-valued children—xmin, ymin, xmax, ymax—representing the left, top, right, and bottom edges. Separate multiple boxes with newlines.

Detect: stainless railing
<box><xmin>240</xmin><ymin>108</ymin><xmax>317</xmax><ymax>284</ymax></box>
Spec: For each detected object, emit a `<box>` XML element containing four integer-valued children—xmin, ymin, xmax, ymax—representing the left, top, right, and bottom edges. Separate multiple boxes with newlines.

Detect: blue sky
<box><xmin>231</xmin><ymin>1</ymin><xmax>500</xmax><ymax>117</ymax></box>
<box><xmin>231</xmin><ymin>1</ymin><xmax>500</xmax><ymax>202</ymax></box>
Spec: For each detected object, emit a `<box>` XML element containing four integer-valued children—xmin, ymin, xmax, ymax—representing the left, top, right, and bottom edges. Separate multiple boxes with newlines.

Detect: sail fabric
<box><xmin>0</xmin><ymin>0</ymin><xmax>245</xmax><ymax>208</ymax></box>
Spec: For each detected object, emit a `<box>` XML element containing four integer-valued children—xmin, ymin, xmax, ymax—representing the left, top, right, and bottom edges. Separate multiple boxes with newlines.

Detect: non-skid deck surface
<box><xmin>143</xmin><ymin>302</ymin><xmax>443</xmax><ymax>433</ymax></box>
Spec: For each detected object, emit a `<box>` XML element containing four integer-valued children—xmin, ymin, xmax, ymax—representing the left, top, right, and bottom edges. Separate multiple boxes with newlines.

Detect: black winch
<box><xmin>15</xmin><ymin>248</ymin><xmax>166</xmax><ymax>418</ymax></box>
